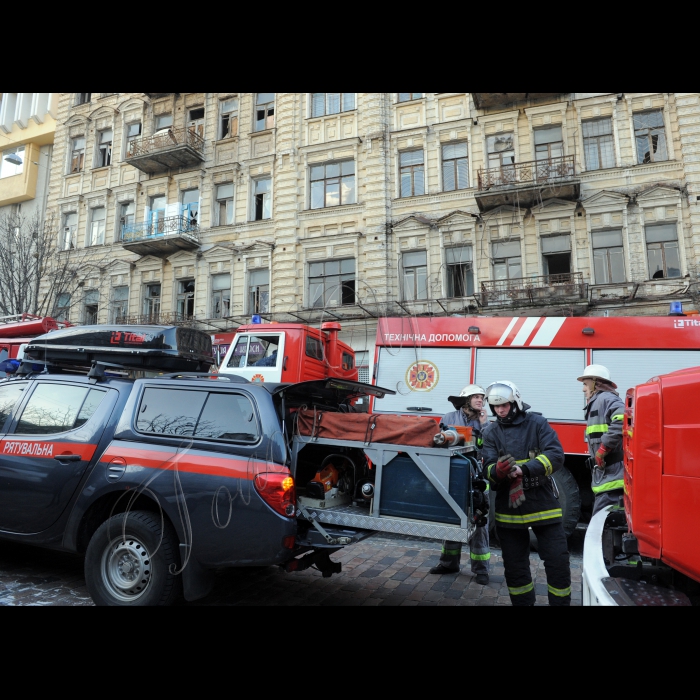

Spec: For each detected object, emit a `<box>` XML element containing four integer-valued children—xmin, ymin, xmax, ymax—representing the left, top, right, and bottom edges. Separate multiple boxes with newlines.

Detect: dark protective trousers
<box><xmin>437</xmin><ymin>522</ymin><xmax>490</xmax><ymax>574</ymax></box>
<box><xmin>592</xmin><ymin>488</ymin><xmax>624</xmax><ymax>516</ymax></box>
<box><xmin>497</xmin><ymin>523</ymin><xmax>571</xmax><ymax>606</ymax></box>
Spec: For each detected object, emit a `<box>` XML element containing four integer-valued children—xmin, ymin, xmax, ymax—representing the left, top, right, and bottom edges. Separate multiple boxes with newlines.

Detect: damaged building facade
<box><xmin>43</xmin><ymin>92</ymin><xmax>700</xmax><ymax>366</ymax></box>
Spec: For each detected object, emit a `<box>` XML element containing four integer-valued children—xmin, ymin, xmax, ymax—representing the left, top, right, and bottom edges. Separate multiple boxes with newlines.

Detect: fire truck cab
<box><xmin>0</xmin><ymin>315</ymin><xmax>63</xmax><ymax>378</ymax></box>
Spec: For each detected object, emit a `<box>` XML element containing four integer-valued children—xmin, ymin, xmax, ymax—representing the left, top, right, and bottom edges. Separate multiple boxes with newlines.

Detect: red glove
<box><xmin>595</xmin><ymin>444</ymin><xmax>609</xmax><ymax>469</ymax></box>
<box><xmin>508</xmin><ymin>477</ymin><xmax>525</xmax><ymax>509</ymax></box>
<box><xmin>496</xmin><ymin>454</ymin><xmax>516</xmax><ymax>480</ymax></box>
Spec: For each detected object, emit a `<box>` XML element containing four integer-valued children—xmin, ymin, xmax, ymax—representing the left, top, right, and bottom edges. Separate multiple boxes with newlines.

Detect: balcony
<box><xmin>471</xmin><ymin>93</ymin><xmax>566</xmax><ymax>110</ymax></box>
<box><xmin>124</xmin><ymin>127</ymin><xmax>205</xmax><ymax>174</ymax></box>
<box><xmin>120</xmin><ymin>215</ymin><xmax>200</xmax><ymax>258</ymax></box>
<box><xmin>475</xmin><ymin>155</ymin><xmax>580</xmax><ymax>212</ymax></box>
<box><xmin>480</xmin><ymin>272</ymin><xmax>588</xmax><ymax>309</ymax></box>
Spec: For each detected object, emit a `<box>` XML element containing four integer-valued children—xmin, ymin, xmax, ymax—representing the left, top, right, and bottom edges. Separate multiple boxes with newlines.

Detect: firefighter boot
<box><xmin>430</xmin><ymin>540</ymin><xmax>461</xmax><ymax>574</ymax></box>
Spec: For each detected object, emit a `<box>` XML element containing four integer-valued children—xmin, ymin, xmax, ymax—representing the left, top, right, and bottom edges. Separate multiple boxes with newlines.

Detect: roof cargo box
<box><xmin>24</xmin><ymin>325</ymin><xmax>214</xmax><ymax>372</ymax></box>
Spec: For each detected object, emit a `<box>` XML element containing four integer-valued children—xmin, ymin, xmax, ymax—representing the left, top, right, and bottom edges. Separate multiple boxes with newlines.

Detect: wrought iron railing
<box><xmin>126</xmin><ymin>126</ymin><xmax>205</xmax><ymax>159</ymax></box>
<box><xmin>480</xmin><ymin>272</ymin><xmax>586</xmax><ymax>306</ymax></box>
<box><xmin>115</xmin><ymin>312</ymin><xmax>199</xmax><ymax>327</ymax></box>
<box><xmin>121</xmin><ymin>215</ymin><xmax>199</xmax><ymax>243</ymax></box>
<box><xmin>478</xmin><ymin>155</ymin><xmax>576</xmax><ymax>190</ymax></box>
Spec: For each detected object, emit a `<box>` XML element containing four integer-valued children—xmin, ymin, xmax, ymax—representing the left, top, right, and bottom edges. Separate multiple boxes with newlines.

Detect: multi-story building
<box><xmin>44</xmin><ymin>93</ymin><xmax>700</xmax><ymax>368</ymax></box>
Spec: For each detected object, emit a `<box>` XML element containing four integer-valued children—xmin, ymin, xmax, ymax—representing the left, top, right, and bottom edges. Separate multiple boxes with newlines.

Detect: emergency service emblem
<box><xmin>406</xmin><ymin>361</ymin><xmax>439</xmax><ymax>391</ymax></box>
<box><xmin>251</xmin><ymin>373</ymin><xmax>265</xmax><ymax>383</ymax></box>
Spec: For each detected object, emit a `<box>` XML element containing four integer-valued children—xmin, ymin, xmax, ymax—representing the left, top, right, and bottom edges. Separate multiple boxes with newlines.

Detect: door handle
<box><xmin>54</xmin><ymin>454</ymin><xmax>82</xmax><ymax>462</ymax></box>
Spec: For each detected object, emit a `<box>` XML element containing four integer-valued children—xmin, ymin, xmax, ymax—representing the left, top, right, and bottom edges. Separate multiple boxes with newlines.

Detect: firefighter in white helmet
<box><xmin>577</xmin><ymin>364</ymin><xmax>626</xmax><ymax>516</ymax></box>
<box><xmin>482</xmin><ymin>380</ymin><xmax>571</xmax><ymax>606</ymax></box>
<box><xmin>430</xmin><ymin>384</ymin><xmax>491</xmax><ymax>584</ymax></box>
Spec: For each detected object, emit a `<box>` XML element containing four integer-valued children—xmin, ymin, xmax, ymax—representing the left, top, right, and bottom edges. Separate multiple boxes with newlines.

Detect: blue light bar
<box><xmin>251</xmin><ymin>314</ymin><xmax>262</xmax><ymax>324</ymax></box>
<box><xmin>669</xmin><ymin>301</ymin><xmax>684</xmax><ymax>316</ymax></box>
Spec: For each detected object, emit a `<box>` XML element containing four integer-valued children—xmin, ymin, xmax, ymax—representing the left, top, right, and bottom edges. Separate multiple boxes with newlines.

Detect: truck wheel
<box><xmin>85</xmin><ymin>510</ymin><xmax>182</xmax><ymax>606</ymax></box>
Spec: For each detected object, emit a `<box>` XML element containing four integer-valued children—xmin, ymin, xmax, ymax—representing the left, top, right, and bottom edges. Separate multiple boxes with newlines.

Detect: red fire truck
<box><xmin>0</xmin><ymin>315</ymin><xmax>65</xmax><ymax>376</ymax></box>
<box><xmin>370</xmin><ymin>315</ymin><xmax>700</xmax><ymax>532</ymax></box>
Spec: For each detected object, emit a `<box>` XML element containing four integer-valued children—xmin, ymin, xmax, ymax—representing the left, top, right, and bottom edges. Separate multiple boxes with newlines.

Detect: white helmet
<box><xmin>447</xmin><ymin>384</ymin><xmax>485</xmax><ymax>408</ymax></box>
<box><xmin>485</xmin><ymin>381</ymin><xmax>524</xmax><ymax>411</ymax></box>
<box><xmin>577</xmin><ymin>364</ymin><xmax>617</xmax><ymax>389</ymax></box>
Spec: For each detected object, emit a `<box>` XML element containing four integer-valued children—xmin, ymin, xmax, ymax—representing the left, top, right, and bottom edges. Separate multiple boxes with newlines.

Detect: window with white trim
<box><xmin>84</xmin><ymin>289</ymin><xmax>99</xmax><ymax>324</ymax></box>
<box><xmin>248</xmin><ymin>269</ymin><xmax>269</xmax><ymax>314</ymax></box>
<box><xmin>252</xmin><ymin>177</ymin><xmax>271</xmax><ymax>220</ymax></box>
<box><xmin>143</xmin><ymin>283</ymin><xmax>161</xmax><ymax>320</ymax></box>
<box><xmin>215</xmin><ymin>183</ymin><xmax>234</xmax><ymax>225</ymax></box>
<box><xmin>445</xmin><ymin>245</ymin><xmax>473</xmax><ymax>297</ymax></box>
<box><xmin>583</xmin><ymin>118</ymin><xmax>615</xmax><ymax>171</ymax></box>
<box><xmin>88</xmin><ymin>207</ymin><xmax>105</xmax><ymax>246</ymax></box>
<box><xmin>70</xmin><ymin>138</ymin><xmax>85</xmax><ymax>173</ymax></box>
<box><xmin>219</xmin><ymin>98</ymin><xmax>238</xmax><ymax>139</ymax></box>
<box><xmin>492</xmin><ymin>240</ymin><xmax>522</xmax><ymax>281</ymax></box>
<box><xmin>310</xmin><ymin>93</ymin><xmax>355</xmax><ymax>117</ymax></box>
<box><xmin>62</xmin><ymin>212</ymin><xmax>77</xmax><ymax>250</ymax></box>
<box><xmin>541</xmin><ymin>235</ymin><xmax>571</xmax><ymax>276</ymax></box>
<box><xmin>111</xmin><ymin>286</ymin><xmax>129</xmax><ymax>322</ymax></box>
<box><xmin>0</xmin><ymin>146</ymin><xmax>24</xmax><ymax>178</ymax></box>
<box><xmin>119</xmin><ymin>201</ymin><xmax>135</xmax><ymax>239</ymax></box>
<box><xmin>398</xmin><ymin>93</ymin><xmax>423</xmax><ymax>102</ymax></box>
<box><xmin>399</xmin><ymin>149</ymin><xmax>425</xmax><ymax>197</ymax></box>
<box><xmin>401</xmin><ymin>251</ymin><xmax>427</xmax><ymax>300</ymax></box>
<box><xmin>211</xmin><ymin>274</ymin><xmax>231</xmax><ymax>319</ymax></box>
<box><xmin>634</xmin><ymin>110</ymin><xmax>668</xmax><ymax>164</ymax></box>
<box><xmin>592</xmin><ymin>229</ymin><xmax>625</xmax><ymax>284</ymax></box>
<box><xmin>154</xmin><ymin>113</ymin><xmax>173</xmax><ymax>131</ymax></box>
<box><xmin>442</xmin><ymin>142</ymin><xmax>469</xmax><ymax>191</ymax></box>
<box><xmin>646</xmin><ymin>223</ymin><xmax>680</xmax><ymax>279</ymax></box>
<box><xmin>95</xmin><ymin>129</ymin><xmax>112</xmax><ymax>167</ymax></box>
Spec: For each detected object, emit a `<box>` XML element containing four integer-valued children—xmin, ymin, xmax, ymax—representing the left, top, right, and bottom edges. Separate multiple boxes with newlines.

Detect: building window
<box><xmin>211</xmin><ymin>274</ymin><xmax>231</xmax><ymax>318</ymax></box>
<box><xmin>492</xmin><ymin>240</ymin><xmax>522</xmax><ymax>281</ymax></box>
<box><xmin>62</xmin><ymin>212</ymin><xmax>77</xmax><ymax>250</ymax></box>
<box><xmin>187</xmin><ymin>107</ymin><xmax>204</xmax><ymax>138</ymax></box>
<box><xmin>534</xmin><ymin>126</ymin><xmax>563</xmax><ymax>161</ymax></box>
<box><xmin>219</xmin><ymin>97</ymin><xmax>238</xmax><ymax>139</ymax></box>
<box><xmin>125</xmin><ymin>122</ymin><xmax>141</xmax><ymax>157</ymax></box>
<box><xmin>70</xmin><ymin>138</ymin><xmax>85</xmax><ymax>173</ymax></box>
<box><xmin>55</xmin><ymin>293</ymin><xmax>71</xmax><ymax>322</ymax></box>
<box><xmin>154</xmin><ymin>114</ymin><xmax>173</xmax><ymax>131</ymax></box>
<box><xmin>487</xmin><ymin>134</ymin><xmax>515</xmax><ymax>170</ymax></box>
<box><xmin>401</xmin><ymin>251</ymin><xmax>427</xmax><ymax>300</ymax></box>
<box><xmin>253</xmin><ymin>177</ymin><xmax>271</xmax><ymax>220</ymax></box>
<box><xmin>181</xmin><ymin>189</ymin><xmax>199</xmax><ymax>228</ymax></box>
<box><xmin>119</xmin><ymin>201</ymin><xmax>135</xmax><ymax>239</ymax></box>
<box><xmin>84</xmin><ymin>289</ymin><xmax>99</xmax><ymax>325</ymax></box>
<box><xmin>88</xmin><ymin>207</ymin><xmax>105</xmax><ymax>246</ymax></box>
<box><xmin>310</xmin><ymin>93</ymin><xmax>355</xmax><ymax>117</ymax></box>
<box><xmin>541</xmin><ymin>235</ymin><xmax>571</xmax><ymax>276</ymax></box>
<box><xmin>75</xmin><ymin>93</ymin><xmax>91</xmax><ymax>105</ymax></box>
<box><xmin>248</xmin><ymin>269</ymin><xmax>269</xmax><ymax>314</ymax></box>
<box><xmin>310</xmin><ymin>161</ymin><xmax>355</xmax><ymax>209</ymax></box>
<box><xmin>215</xmin><ymin>183</ymin><xmax>234</xmax><ymax>225</ymax></box>
<box><xmin>176</xmin><ymin>279</ymin><xmax>195</xmax><ymax>319</ymax></box>
<box><xmin>445</xmin><ymin>246</ymin><xmax>474</xmax><ymax>297</ymax></box>
<box><xmin>634</xmin><ymin>110</ymin><xmax>668</xmax><ymax>164</ymax></box>
<box><xmin>583</xmin><ymin>118</ymin><xmax>615</xmax><ymax>171</ymax></box>
<box><xmin>592</xmin><ymin>229</ymin><xmax>625</xmax><ymax>284</ymax></box>
<box><xmin>111</xmin><ymin>286</ymin><xmax>129</xmax><ymax>322</ymax></box>
<box><xmin>399</xmin><ymin>149</ymin><xmax>425</xmax><ymax>197</ymax></box>
<box><xmin>95</xmin><ymin>129</ymin><xmax>113</xmax><ymax>168</ymax></box>
<box><xmin>442</xmin><ymin>142</ymin><xmax>469</xmax><ymax>191</ymax></box>
<box><xmin>646</xmin><ymin>223</ymin><xmax>680</xmax><ymax>279</ymax></box>
<box><xmin>255</xmin><ymin>93</ymin><xmax>275</xmax><ymax>132</ymax></box>
<box><xmin>1</xmin><ymin>146</ymin><xmax>24</xmax><ymax>178</ymax></box>
<box><xmin>398</xmin><ymin>93</ymin><xmax>423</xmax><ymax>102</ymax></box>
<box><xmin>148</xmin><ymin>195</ymin><xmax>166</xmax><ymax>233</ymax></box>
<box><xmin>308</xmin><ymin>259</ymin><xmax>355</xmax><ymax>308</ymax></box>
<box><xmin>143</xmin><ymin>283</ymin><xmax>161</xmax><ymax>320</ymax></box>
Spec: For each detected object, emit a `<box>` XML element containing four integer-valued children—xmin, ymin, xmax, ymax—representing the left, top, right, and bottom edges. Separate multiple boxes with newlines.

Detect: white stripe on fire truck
<box><xmin>496</xmin><ymin>318</ymin><xmax>520</xmax><ymax>346</ymax></box>
<box><xmin>529</xmin><ymin>317</ymin><xmax>567</xmax><ymax>346</ymax></box>
<box><xmin>511</xmin><ymin>317</ymin><xmax>540</xmax><ymax>346</ymax></box>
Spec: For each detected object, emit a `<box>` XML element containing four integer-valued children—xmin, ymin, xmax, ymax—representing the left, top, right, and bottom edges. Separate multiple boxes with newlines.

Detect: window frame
<box><xmin>69</xmin><ymin>137</ymin><xmax>85</xmax><ymax>174</ymax></box>
<box><xmin>248</xmin><ymin>269</ymin><xmax>270</xmax><ymax>314</ymax></box>
<box><xmin>307</xmin><ymin>258</ymin><xmax>356</xmax><ymax>308</ymax></box>
<box><xmin>75</xmin><ymin>93</ymin><xmax>91</xmax><ymax>106</ymax></box>
<box><xmin>634</xmin><ymin>109</ymin><xmax>668</xmax><ymax>165</ymax></box>
<box><xmin>110</xmin><ymin>285</ymin><xmax>129</xmax><ymax>323</ymax></box>
<box><xmin>645</xmin><ymin>223</ymin><xmax>681</xmax><ymax>279</ymax></box>
<box><xmin>83</xmin><ymin>289</ymin><xmax>99</xmax><ymax>325</ymax></box>
<box><xmin>582</xmin><ymin>117</ymin><xmax>615</xmax><ymax>171</ymax></box>
<box><xmin>445</xmin><ymin>245</ymin><xmax>474</xmax><ymax>297</ymax></box>
<box><xmin>591</xmin><ymin>229</ymin><xmax>626</xmax><ymax>284</ymax></box>
<box><xmin>310</xmin><ymin>93</ymin><xmax>356</xmax><ymax>118</ymax></box>
<box><xmin>252</xmin><ymin>177</ymin><xmax>272</xmax><ymax>221</ymax></box>
<box><xmin>95</xmin><ymin>128</ymin><xmax>113</xmax><ymax>168</ymax></box>
<box><xmin>215</xmin><ymin>183</ymin><xmax>234</xmax><ymax>226</ymax></box>
<box><xmin>441</xmin><ymin>141</ymin><xmax>469</xmax><ymax>192</ymax></box>
<box><xmin>88</xmin><ymin>206</ymin><xmax>106</xmax><ymax>246</ymax></box>
<box><xmin>219</xmin><ymin>97</ymin><xmax>239</xmax><ymax>140</ymax></box>
<box><xmin>211</xmin><ymin>274</ymin><xmax>231</xmax><ymax>319</ymax></box>
<box><xmin>309</xmin><ymin>160</ymin><xmax>356</xmax><ymax>209</ymax></box>
<box><xmin>0</xmin><ymin>146</ymin><xmax>24</xmax><ymax>179</ymax></box>
<box><xmin>254</xmin><ymin>93</ymin><xmax>275</xmax><ymax>132</ymax></box>
<box><xmin>143</xmin><ymin>283</ymin><xmax>161</xmax><ymax>320</ymax></box>
<box><xmin>176</xmin><ymin>278</ymin><xmax>195</xmax><ymax>320</ymax></box>
<box><xmin>397</xmin><ymin>93</ymin><xmax>423</xmax><ymax>103</ymax></box>
<box><xmin>399</xmin><ymin>149</ymin><xmax>425</xmax><ymax>198</ymax></box>
<box><xmin>62</xmin><ymin>211</ymin><xmax>77</xmax><ymax>250</ymax></box>
<box><xmin>400</xmin><ymin>250</ymin><xmax>428</xmax><ymax>301</ymax></box>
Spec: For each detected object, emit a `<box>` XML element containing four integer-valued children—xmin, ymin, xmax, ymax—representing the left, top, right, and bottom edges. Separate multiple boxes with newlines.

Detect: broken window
<box><xmin>75</xmin><ymin>93</ymin><xmax>91</xmax><ymax>105</ymax></box>
<box><xmin>0</xmin><ymin>146</ymin><xmax>24</xmax><ymax>178</ymax></box>
<box><xmin>219</xmin><ymin>97</ymin><xmax>238</xmax><ymax>139</ymax></box>
<box><xmin>55</xmin><ymin>293</ymin><xmax>71</xmax><ymax>322</ymax></box>
<box><xmin>70</xmin><ymin>137</ymin><xmax>85</xmax><ymax>173</ymax></box>
<box><xmin>401</xmin><ymin>251</ymin><xmax>428</xmax><ymax>300</ymax></box>
<box><xmin>253</xmin><ymin>177</ymin><xmax>271</xmax><ymax>220</ymax></box>
<box><xmin>310</xmin><ymin>93</ymin><xmax>355</xmax><ymax>117</ymax></box>
<box><xmin>188</xmin><ymin>108</ymin><xmax>204</xmax><ymax>138</ymax></box>
<box><xmin>541</xmin><ymin>235</ymin><xmax>571</xmax><ymax>277</ymax></box>
<box><xmin>125</xmin><ymin>122</ymin><xmax>142</xmax><ymax>157</ymax></box>
<box><xmin>155</xmin><ymin>113</ymin><xmax>173</xmax><ymax>131</ymax></box>
<box><xmin>88</xmin><ymin>207</ymin><xmax>105</xmax><ymax>246</ymax></box>
<box><xmin>486</xmin><ymin>134</ymin><xmax>515</xmax><ymax>184</ymax></box>
<box><xmin>143</xmin><ymin>283</ymin><xmax>161</xmax><ymax>321</ymax></box>
<box><xmin>442</xmin><ymin>142</ymin><xmax>469</xmax><ymax>191</ymax></box>
<box><xmin>445</xmin><ymin>246</ymin><xmax>474</xmax><ymax>297</ymax></box>
<box><xmin>399</xmin><ymin>149</ymin><xmax>425</xmax><ymax>197</ymax></box>
<box><xmin>211</xmin><ymin>274</ymin><xmax>231</xmax><ymax>319</ymax></box>
<box><xmin>583</xmin><ymin>118</ymin><xmax>615</xmax><ymax>171</ymax></box>
<box><xmin>248</xmin><ymin>269</ymin><xmax>270</xmax><ymax>314</ymax></box>
<box><xmin>646</xmin><ymin>224</ymin><xmax>681</xmax><ymax>279</ymax></box>
<box><xmin>84</xmin><ymin>289</ymin><xmax>99</xmax><ymax>325</ymax></box>
<box><xmin>119</xmin><ymin>201</ymin><xmax>135</xmax><ymax>238</ymax></box>
<box><xmin>592</xmin><ymin>229</ymin><xmax>625</xmax><ymax>284</ymax></box>
<box><xmin>634</xmin><ymin>110</ymin><xmax>668</xmax><ymax>164</ymax></box>
<box><xmin>111</xmin><ymin>286</ymin><xmax>129</xmax><ymax>323</ymax></box>
<box><xmin>62</xmin><ymin>212</ymin><xmax>77</xmax><ymax>250</ymax></box>
<box><xmin>310</xmin><ymin>160</ymin><xmax>355</xmax><ymax>209</ymax></box>
<box><xmin>398</xmin><ymin>93</ymin><xmax>423</xmax><ymax>102</ymax></box>
<box><xmin>308</xmin><ymin>259</ymin><xmax>356</xmax><ymax>308</ymax></box>
<box><xmin>492</xmin><ymin>240</ymin><xmax>522</xmax><ymax>282</ymax></box>
<box><xmin>215</xmin><ymin>183</ymin><xmax>234</xmax><ymax>225</ymax></box>
<box><xmin>255</xmin><ymin>93</ymin><xmax>275</xmax><ymax>132</ymax></box>
<box><xmin>96</xmin><ymin>129</ymin><xmax>112</xmax><ymax>167</ymax></box>
<box><xmin>176</xmin><ymin>279</ymin><xmax>195</xmax><ymax>319</ymax></box>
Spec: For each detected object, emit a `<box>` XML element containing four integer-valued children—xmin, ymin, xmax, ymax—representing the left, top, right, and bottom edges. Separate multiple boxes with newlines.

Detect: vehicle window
<box><xmin>306</xmin><ymin>335</ymin><xmax>324</xmax><ymax>361</ymax></box>
<box><xmin>136</xmin><ymin>388</ymin><xmax>207</xmax><ymax>436</ymax></box>
<box><xmin>15</xmin><ymin>384</ymin><xmax>95</xmax><ymax>435</ymax></box>
<box><xmin>75</xmin><ymin>389</ymin><xmax>108</xmax><ymax>428</ymax></box>
<box><xmin>0</xmin><ymin>383</ymin><xmax>26</xmax><ymax>430</ymax></box>
<box><xmin>227</xmin><ymin>336</ymin><xmax>248</xmax><ymax>368</ymax></box>
<box><xmin>194</xmin><ymin>393</ymin><xmax>259</xmax><ymax>442</ymax></box>
<box><xmin>342</xmin><ymin>352</ymin><xmax>354</xmax><ymax>371</ymax></box>
<box><xmin>248</xmin><ymin>335</ymin><xmax>280</xmax><ymax>367</ymax></box>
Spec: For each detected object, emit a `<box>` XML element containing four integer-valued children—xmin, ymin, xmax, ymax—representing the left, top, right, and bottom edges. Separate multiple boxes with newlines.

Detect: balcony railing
<box><xmin>480</xmin><ymin>272</ymin><xmax>587</xmax><ymax>307</ymax></box>
<box><xmin>478</xmin><ymin>155</ymin><xmax>576</xmax><ymax>191</ymax></box>
<box><xmin>126</xmin><ymin>127</ymin><xmax>204</xmax><ymax>160</ymax></box>
<box><xmin>121</xmin><ymin>215</ymin><xmax>198</xmax><ymax>244</ymax></box>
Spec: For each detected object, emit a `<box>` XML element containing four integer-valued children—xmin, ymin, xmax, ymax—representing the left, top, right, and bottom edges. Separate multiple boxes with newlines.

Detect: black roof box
<box><xmin>24</xmin><ymin>325</ymin><xmax>214</xmax><ymax>372</ymax></box>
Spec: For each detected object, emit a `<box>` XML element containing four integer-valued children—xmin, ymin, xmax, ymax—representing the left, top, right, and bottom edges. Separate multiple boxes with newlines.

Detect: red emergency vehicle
<box><xmin>211</xmin><ymin>331</ymin><xmax>237</xmax><ymax>368</ymax></box>
<box><xmin>370</xmin><ymin>315</ymin><xmax>700</xmax><ymax>531</ymax></box>
<box><xmin>0</xmin><ymin>315</ymin><xmax>65</xmax><ymax>376</ymax></box>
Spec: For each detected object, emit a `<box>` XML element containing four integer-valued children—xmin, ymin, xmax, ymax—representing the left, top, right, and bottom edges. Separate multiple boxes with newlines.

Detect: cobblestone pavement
<box><xmin>0</xmin><ymin>532</ymin><xmax>584</xmax><ymax>606</ymax></box>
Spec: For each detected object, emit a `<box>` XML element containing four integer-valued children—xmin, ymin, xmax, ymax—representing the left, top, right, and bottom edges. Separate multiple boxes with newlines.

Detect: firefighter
<box><xmin>577</xmin><ymin>364</ymin><xmax>625</xmax><ymax>516</ymax></box>
<box><xmin>430</xmin><ymin>385</ymin><xmax>491</xmax><ymax>584</ymax></box>
<box><xmin>482</xmin><ymin>381</ymin><xmax>571</xmax><ymax>606</ymax></box>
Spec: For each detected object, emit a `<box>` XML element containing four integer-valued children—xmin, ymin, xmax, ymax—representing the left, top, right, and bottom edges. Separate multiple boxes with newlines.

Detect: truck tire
<box><xmin>85</xmin><ymin>510</ymin><xmax>182</xmax><ymax>606</ymax></box>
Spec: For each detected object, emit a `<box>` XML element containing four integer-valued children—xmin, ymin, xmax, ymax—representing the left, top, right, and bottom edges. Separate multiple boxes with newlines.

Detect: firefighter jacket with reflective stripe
<box><xmin>584</xmin><ymin>390</ymin><xmax>625</xmax><ymax>495</ymax></box>
<box><xmin>482</xmin><ymin>406</ymin><xmax>565</xmax><ymax>529</ymax></box>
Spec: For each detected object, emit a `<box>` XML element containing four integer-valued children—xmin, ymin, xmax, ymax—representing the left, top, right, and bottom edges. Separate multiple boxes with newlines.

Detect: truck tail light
<box><xmin>254</xmin><ymin>473</ymin><xmax>296</xmax><ymax>518</ymax></box>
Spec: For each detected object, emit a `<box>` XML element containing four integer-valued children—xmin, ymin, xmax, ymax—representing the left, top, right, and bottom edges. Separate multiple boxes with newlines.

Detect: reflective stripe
<box><xmin>591</xmin><ymin>479</ymin><xmax>624</xmax><ymax>494</ymax></box>
<box><xmin>515</xmin><ymin>459</ymin><xmax>529</xmax><ymax>464</ymax></box>
<box><xmin>442</xmin><ymin>548</ymin><xmax>461</xmax><ymax>555</ymax></box>
<box><xmin>586</xmin><ymin>424</ymin><xmax>609</xmax><ymax>435</ymax></box>
<box><xmin>611</xmin><ymin>414</ymin><xmax>624</xmax><ymax>421</ymax></box>
<box><xmin>470</xmin><ymin>552</ymin><xmax>491</xmax><ymax>561</ymax></box>
<box><xmin>508</xmin><ymin>582</ymin><xmax>534</xmax><ymax>596</ymax></box>
<box><xmin>548</xmin><ymin>584</ymin><xmax>571</xmax><ymax>597</ymax></box>
<box><xmin>536</xmin><ymin>454</ymin><xmax>552</xmax><ymax>476</ymax></box>
<box><xmin>495</xmin><ymin>508</ymin><xmax>562</xmax><ymax>525</ymax></box>
<box><xmin>487</xmin><ymin>464</ymin><xmax>497</xmax><ymax>483</ymax></box>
